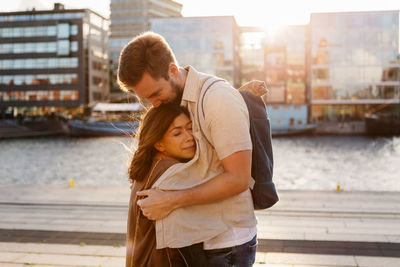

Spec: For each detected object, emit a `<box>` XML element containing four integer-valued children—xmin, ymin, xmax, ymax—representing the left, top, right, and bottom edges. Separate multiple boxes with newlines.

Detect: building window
<box><xmin>57</xmin><ymin>23</ymin><xmax>70</xmax><ymax>39</ymax></box>
<box><xmin>0</xmin><ymin>42</ymin><xmax>64</xmax><ymax>54</ymax></box>
<box><xmin>92</xmin><ymin>61</ymin><xmax>104</xmax><ymax>71</ymax></box>
<box><xmin>57</xmin><ymin>40</ymin><xmax>70</xmax><ymax>56</ymax></box>
<box><xmin>0</xmin><ymin>90</ymin><xmax>79</xmax><ymax>101</ymax></box>
<box><xmin>92</xmin><ymin>92</ymin><xmax>103</xmax><ymax>101</ymax></box>
<box><xmin>92</xmin><ymin>76</ymin><xmax>103</xmax><ymax>86</ymax></box>
<box><xmin>70</xmin><ymin>25</ymin><xmax>78</xmax><ymax>36</ymax></box>
<box><xmin>71</xmin><ymin>41</ymin><xmax>78</xmax><ymax>52</ymax></box>
<box><xmin>90</xmin><ymin>13</ymin><xmax>104</xmax><ymax>28</ymax></box>
<box><xmin>83</xmin><ymin>23</ymin><xmax>90</xmax><ymax>38</ymax></box>
<box><xmin>0</xmin><ymin>12</ymin><xmax>84</xmax><ymax>22</ymax></box>
<box><xmin>0</xmin><ymin>58</ymin><xmax>79</xmax><ymax>70</ymax></box>
<box><xmin>0</xmin><ymin>26</ymin><xmax>57</xmax><ymax>38</ymax></box>
<box><xmin>312</xmin><ymin>68</ymin><xmax>329</xmax><ymax>83</ymax></box>
<box><xmin>0</xmin><ymin>74</ymin><xmax>78</xmax><ymax>85</ymax></box>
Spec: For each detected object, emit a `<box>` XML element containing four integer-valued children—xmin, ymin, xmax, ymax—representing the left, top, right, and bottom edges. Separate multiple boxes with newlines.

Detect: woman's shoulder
<box><xmin>155</xmin><ymin>157</ymin><xmax>180</xmax><ymax>169</ymax></box>
<box><xmin>133</xmin><ymin>157</ymin><xmax>180</xmax><ymax>191</ymax></box>
<box><xmin>151</xmin><ymin>157</ymin><xmax>180</xmax><ymax>179</ymax></box>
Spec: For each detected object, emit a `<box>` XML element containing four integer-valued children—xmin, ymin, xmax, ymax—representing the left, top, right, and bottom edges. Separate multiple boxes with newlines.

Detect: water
<box><xmin>1</xmin><ymin>136</ymin><xmax>399</xmax><ymax>192</ymax></box>
<box><xmin>272</xmin><ymin>136</ymin><xmax>400</xmax><ymax>191</ymax></box>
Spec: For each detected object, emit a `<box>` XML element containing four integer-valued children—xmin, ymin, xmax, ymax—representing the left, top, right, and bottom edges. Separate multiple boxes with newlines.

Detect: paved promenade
<box><xmin>0</xmin><ymin>184</ymin><xmax>399</xmax><ymax>266</ymax></box>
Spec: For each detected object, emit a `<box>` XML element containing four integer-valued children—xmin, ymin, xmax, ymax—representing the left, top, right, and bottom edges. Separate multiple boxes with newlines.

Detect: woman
<box><xmin>126</xmin><ymin>104</ymin><xmax>206</xmax><ymax>267</ymax></box>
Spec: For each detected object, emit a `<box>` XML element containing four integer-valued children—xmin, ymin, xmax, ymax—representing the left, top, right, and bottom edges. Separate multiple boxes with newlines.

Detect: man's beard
<box><xmin>168</xmin><ymin>79</ymin><xmax>183</xmax><ymax>106</ymax></box>
<box><xmin>138</xmin><ymin>79</ymin><xmax>183</xmax><ymax>109</ymax></box>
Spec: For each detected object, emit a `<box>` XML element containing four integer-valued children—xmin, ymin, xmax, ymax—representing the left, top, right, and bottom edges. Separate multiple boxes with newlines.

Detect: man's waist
<box><xmin>203</xmin><ymin>226</ymin><xmax>257</xmax><ymax>250</ymax></box>
<box><xmin>155</xmin><ymin>190</ymin><xmax>256</xmax><ymax>249</ymax></box>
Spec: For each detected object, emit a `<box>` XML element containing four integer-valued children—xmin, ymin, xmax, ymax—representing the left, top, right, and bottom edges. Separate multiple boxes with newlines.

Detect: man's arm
<box><xmin>137</xmin><ymin>149</ymin><xmax>251</xmax><ymax>220</ymax></box>
<box><xmin>138</xmin><ymin>82</ymin><xmax>252</xmax><ymax>220</ymax></box>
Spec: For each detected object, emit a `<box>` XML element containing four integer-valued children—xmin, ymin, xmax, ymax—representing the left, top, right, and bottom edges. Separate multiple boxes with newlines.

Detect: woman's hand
<box><xmin>136</xmin><ymin>189</ymin><xmax>177</xmax><ymax>220</ymax></box>
<box><xmin>239</xmin><ymin>80</ymin><xmax>268</xmax><ymax>96</ymax></box>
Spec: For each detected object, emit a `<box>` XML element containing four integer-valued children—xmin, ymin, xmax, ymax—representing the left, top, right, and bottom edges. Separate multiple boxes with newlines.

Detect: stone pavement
<box><xmin>2</xmin><ymin>241</ymin><xmax>400</xmax><ymax>267</ymax></box>
<box><xmin>0</xmin><ymin>184</ymin><xmax>400</xmax><ymax>266</ymax></box>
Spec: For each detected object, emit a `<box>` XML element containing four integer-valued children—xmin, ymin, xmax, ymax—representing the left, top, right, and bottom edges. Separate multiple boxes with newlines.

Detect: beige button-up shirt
<box><xmin>153</xmin><ymin>66</ymin><xmax>256</xmax><ymax>249</ymax></box>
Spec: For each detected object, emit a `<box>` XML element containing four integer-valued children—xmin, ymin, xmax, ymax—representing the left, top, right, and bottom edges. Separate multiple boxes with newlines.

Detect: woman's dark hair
<box><xmin>129</xmin><ymin>104</ymin><xmax>190</xmax><ymax>183</ymax></box>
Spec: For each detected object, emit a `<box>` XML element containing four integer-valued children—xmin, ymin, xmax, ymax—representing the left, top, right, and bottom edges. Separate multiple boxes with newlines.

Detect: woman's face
<box><xmin>156</xmin><ymin>113</ymin><xmax>195</xmax><ymax>160</ymax></box>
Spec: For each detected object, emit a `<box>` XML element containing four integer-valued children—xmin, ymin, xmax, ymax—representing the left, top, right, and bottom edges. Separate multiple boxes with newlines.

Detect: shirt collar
<box><xmin>181</xmin><ymin>66</ymin><xmax>204</xmax><ymax>103</ymax></box>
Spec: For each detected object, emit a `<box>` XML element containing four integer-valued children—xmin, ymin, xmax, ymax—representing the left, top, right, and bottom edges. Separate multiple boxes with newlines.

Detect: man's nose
<box><xmin>151</xmin><ymin>99</ymin><xmax>161</xmax><ymax>107</ymax></box>
<box><xmin>139</xmin><ymin>98</ymin><xmax>153</xmax><ymax>109</ymax></box>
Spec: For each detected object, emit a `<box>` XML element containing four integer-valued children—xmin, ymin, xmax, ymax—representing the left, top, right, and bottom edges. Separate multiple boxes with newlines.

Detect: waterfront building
<box><xmin>240</xmin><ymin>25</ymin><xmax>308</xmax><ymax>105</ymax></box>
<box><xmin>309</xmin><ymin>10</ymin><xmax>400</xmax><ymax>122</ymax></box>
<box><xmin>264</xmin><ymin>25</ymin><xmax>311</xmax><ymax>132</ymax></box>
<box><xmin>151</xmin><ymin>16</ymin><xmax>241</xmax><ymax>88</ymax></box>
<box><xmin>0</xmin><ymin>3</ymin><xmax>109</xmax><ymax>118</ymax></box>
<box><xmin>264</xmin><ymin>25</ymin><xmax>308</xmax><ymax>105</ymax></box>
<box><xmin>240</xmin><ymin>25</ymin><xmax>312</xmax><ymax>132</ymax></box>
<box><xmin>240</xmin><ymin>26</ymin><xmax>266</xmax><ymax>84</ymax></box>
<box><xmin>109</xmin><ymin>0</ymin><xmax>182</xmax><ymax>101</ymax></box>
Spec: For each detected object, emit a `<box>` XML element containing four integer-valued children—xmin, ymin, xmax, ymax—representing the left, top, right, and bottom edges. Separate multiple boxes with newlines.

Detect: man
<box><xmin>118</xmin><ymin>32</ymin><xmax>263</xmax><ymax>266</ymax></box>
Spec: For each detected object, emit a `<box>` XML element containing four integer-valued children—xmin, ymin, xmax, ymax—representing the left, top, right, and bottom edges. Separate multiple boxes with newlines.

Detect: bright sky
<box><xmin>3</xmin><ymin>0</ymin><xmax>400</xmax><ymax>27</ymax></box>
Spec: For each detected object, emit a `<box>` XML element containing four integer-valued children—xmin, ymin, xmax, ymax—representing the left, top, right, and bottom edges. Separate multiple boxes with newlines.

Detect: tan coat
<box><xmin>126</xmin><ymin>158</ymin><xmax>186</xmax><ymax>267</ymax></box>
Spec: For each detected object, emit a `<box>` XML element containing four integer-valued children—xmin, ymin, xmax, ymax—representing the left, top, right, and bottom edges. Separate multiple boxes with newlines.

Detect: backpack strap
<box><xmin>197</xmin><ymin>77</ymin><xmax>224</xmax><ymax>149</ymax></box>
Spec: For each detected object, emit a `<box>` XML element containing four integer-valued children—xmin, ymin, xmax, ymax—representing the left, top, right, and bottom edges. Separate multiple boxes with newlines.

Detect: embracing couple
<box><xmin>118</xmin><ymin>32</ymin><xmax>269</xmax><ymax>267</ymax></box>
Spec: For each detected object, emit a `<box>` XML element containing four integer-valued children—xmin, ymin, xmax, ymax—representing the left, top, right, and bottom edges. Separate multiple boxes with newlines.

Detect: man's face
<box><xmin>132</xmin><ymin>72</ymin><xmax>182</xmax><ymax>107</ymax></box>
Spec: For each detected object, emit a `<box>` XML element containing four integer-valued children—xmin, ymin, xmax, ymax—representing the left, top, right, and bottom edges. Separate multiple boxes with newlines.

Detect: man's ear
<box><xmin>154</xmin><ymin>141</ymin><xmax>165</xmax><ymax>152</ymax></box>
<box><xmin>168</xmin><ymin>63</ymin><xmax>179</xmax><ymax>78</ymax></box>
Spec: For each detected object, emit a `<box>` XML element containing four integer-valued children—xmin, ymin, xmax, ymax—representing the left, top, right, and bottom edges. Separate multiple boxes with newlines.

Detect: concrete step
<box><xmin>1</xmin><ymin>242</ymin><xmax>400</xmax><ymax>267</ymax></box>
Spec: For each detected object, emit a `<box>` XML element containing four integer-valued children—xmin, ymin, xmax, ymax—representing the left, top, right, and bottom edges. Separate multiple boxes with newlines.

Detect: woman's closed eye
<box><xmin>172</xmin><ymin>128</ymin><xmax>191</xmax><ymax>136</ymax></box>
<box><xmin>186</xmin><ymin>122</ymin><xmax>193</xmax><ymax>131</ymax></box>
<box><xmin>173</xmin><ymin>131</ymin><xmax>182</xmax><ymax>136</ymax></box>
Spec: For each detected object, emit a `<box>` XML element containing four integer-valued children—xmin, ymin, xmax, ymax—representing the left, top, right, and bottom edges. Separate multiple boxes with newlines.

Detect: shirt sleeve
<box><xmin>203</xmin><ymin>82</ymin><xmax>252</xmax><ymax>160</ymax></box>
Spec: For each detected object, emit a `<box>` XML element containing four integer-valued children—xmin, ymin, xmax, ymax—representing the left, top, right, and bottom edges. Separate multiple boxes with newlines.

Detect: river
<box><xmin>1</xmin><ymin>136</ymin><xmax>399</xmax><ymax>192</ymax></box>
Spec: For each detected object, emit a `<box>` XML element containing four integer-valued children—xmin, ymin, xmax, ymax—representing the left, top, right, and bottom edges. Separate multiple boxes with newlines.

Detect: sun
<box><xmin>234</xmin><ymin>1</ymin><xmax>310</xmax><ymax>29</ymax></box>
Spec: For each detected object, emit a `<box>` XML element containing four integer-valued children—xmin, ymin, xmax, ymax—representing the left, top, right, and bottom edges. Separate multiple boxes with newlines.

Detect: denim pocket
<box><xmin>206</xmin><ymin>248</ymin><xmax>233</xmax><ymax>267</ymax></box>
<box><xmin>248</xmin><ymin>240</ymin><xmax>257</xmax><ymax>266</ymax></box>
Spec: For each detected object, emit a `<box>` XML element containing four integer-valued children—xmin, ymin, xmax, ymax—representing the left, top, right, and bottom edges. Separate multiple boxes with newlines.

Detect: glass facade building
<box><xmin>240</xmin><ymin>27</ymin><xmax>266</xmax><ymax>84</ymax></box>
<box><xmin>151</xmin><ymin>16</ymin><xmax>241</xmax><ymax>88</ymax></box>
<box><xmin>310</xmin><ymin>10</ymin><xmax>400</xmax><ymax>122</ymax></box>
<box><xmin>265</xmin><ymin>25</ymin><xmax>308</xmax><ymax>105</ymax></box>
<box><xmin>109</xmin><ymin>0</ymin><xmax>182</xmax><ymax>100</ymax></box>
<box><xmin>240</xmin><ymin>26</ymin><xmax>308</xmax><ymax>104</ymax></box>
<box><xmin>0</xmin><ymin>4</ymin><xmax>109</xmax><ymax>117</ymax></box>
<box><xmin>241</xmin><ymin>11</ymin><xmax>400</xmax><ymax>125</ymax></box>
<box><xmin>240</xmin><ymin>26</ymin><xmax>310</xmax><ymax>129</ymax></box>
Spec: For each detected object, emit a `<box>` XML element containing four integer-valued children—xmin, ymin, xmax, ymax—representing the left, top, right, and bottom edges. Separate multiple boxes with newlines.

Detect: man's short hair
<box><xmin>117</xmin><ymin>32</ymin><xmax>176</xmax><ymax>92</ymax></box>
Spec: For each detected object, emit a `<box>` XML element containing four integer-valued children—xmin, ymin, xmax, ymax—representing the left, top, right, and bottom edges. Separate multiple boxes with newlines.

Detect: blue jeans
<box><xmin>177</xmin><ymin>242</ymin><xmax>208</xmax><ymax>267</ymax></box>
<box><xmin>204</xmin><ymin>235</ymin><xmax>257</xmax><ymax>267</ymax></box>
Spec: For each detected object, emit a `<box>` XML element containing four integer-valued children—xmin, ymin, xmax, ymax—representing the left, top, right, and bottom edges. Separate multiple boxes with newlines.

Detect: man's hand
<box><xmin>136</xmin><ymin>189</ymin><xmax>177</xmax><ymax>220</ymax></box>
<box><xmin>239</xmin><ymin>80</ymin><xmax>268</xmax><ymax>96</ymax></box>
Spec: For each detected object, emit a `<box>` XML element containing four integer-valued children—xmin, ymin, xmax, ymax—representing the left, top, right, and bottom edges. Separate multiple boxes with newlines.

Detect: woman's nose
<box><xmin>183</xmin><ymin>130</ymin><xmax>193</xmax><ymax>140</ymax></box>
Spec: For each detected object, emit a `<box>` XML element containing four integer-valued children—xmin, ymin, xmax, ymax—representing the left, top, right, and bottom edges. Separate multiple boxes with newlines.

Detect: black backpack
<box><xmin>198</xmin><ymin>77</ymin><xmax>278</xmax><ymax>210</ymax></box>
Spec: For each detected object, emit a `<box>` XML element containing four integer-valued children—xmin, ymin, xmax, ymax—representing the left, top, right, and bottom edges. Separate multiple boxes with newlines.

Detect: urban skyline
<box><xmin>3</xmin><ymin>0</ymin><xmax>400</xmax><ymax>27</ymax></box>
<box><xmin>0</xmin><ymin>3</ymin><xmax>399</xmax><ymax>134</ymax></box>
